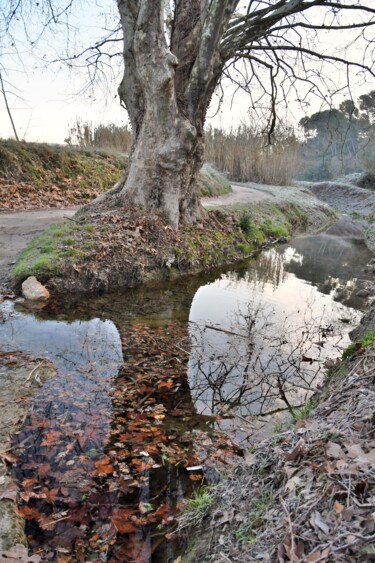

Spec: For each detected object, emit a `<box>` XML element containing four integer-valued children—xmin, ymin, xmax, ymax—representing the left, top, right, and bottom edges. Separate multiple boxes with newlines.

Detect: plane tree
<box><xmin>2</xmin><ymin>1</ymin><xmax>375</xmax><ymax>227</ymax></box>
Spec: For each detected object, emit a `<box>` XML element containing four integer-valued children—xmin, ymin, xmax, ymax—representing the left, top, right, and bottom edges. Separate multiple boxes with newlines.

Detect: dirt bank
<box><xmin>180</xmin><ymin>341</ymin><xmax>375</xmax><ymax>562</ymax></box>
<box><xmin>8</xmin><ymin>183</ymin><xmax>335</xmax><ymax>295</ymax></box>
<box><xmin>302</xmin><ymin>180</ymin><xmax>375</xmax><ymax>252</ymax></box>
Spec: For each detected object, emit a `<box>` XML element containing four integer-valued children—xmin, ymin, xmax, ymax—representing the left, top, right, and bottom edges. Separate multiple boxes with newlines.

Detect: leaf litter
<box><xmin>178</xmin><ymin>345</ymin><xmax>375</xmax><ymax>562</ymax></box>
<box><xmin>8</xmin><ymin>321</ymin><xmax>242</xmax><ymax>561</ymax></box>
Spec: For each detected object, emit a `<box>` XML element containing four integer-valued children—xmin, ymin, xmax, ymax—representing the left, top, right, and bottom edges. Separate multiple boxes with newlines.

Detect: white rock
<box><xmin>22</xmin><ymin>277</ymin><xmax>50</xmax><ymax>301</ymax></box>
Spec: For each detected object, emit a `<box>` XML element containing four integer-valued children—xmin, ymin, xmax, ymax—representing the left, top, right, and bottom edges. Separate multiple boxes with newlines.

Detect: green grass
<box><xmin>187</xmin><ymin>488</ymin><xmax>213</xmax><ymax>512</ymax></box>
<box><xmin>239</xmin><ymin>214</ymin><xmax>265</xmax><ymax>243</ymax></box>
<box><xmin>342</xmin><ymin>331</ymin><xmax>375</xmax><ymax>360</ymax></box>
<box><xmin>12</xmin><ymin>223</ymin><xmax>80</xmax><ymax>281</ymax></box>
<box><xmin>261</xmin><ymin>218</ymin><xmax>288</xmax><ymax>238</ymax></box>
<box><xmin>234</xmin><ymin>491</ymin><xmax>272</xmax><ymax>543</ymax></box>
<box><xmin>290</xmin><ymin>399</ymin><xmax>315</xmax><ymax>423</ymax></box>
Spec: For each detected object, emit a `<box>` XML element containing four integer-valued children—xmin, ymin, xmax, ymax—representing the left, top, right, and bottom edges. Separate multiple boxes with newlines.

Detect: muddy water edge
<box><xmin>0</xmin><ymin>229</ymin><xmax>373</xmax><ymax>562</ymax></box>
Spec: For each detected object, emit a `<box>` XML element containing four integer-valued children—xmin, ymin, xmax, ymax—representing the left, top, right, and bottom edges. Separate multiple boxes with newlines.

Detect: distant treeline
<box><xmin>66</xmin><ymin>90</ymin><xmax>374</xmax><ymax>184</ymax></box>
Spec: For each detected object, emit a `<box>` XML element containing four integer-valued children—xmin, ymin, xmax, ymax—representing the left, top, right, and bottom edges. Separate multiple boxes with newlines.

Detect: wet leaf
<box><xmin>112</xmin><ymin>508</ymin><xmax>137</xmax><ymax>534</ymax></box>
<box><xmin>93</xmin><ymin>456</ymin><xmax>114</xmax><ymax>476</ymax></box>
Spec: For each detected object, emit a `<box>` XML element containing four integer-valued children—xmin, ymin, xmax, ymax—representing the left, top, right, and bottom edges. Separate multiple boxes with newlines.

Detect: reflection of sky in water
<box><xmin>188</xmin><ymin>242</ymin><xmax>363</xmax><ymax>439</ymax></box>
<box><xmin>0</xmin><ymin>301</ymin><xmax>122</xmax><ymax>376</ymax></box>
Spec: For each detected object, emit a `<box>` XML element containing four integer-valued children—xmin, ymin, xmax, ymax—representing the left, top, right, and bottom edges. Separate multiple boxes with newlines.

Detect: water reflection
<box><xmin>188</xmin><ymin>237</ymin><xmax>367</xmax><ymax>442</ymax></box>
<box><xmin>0</xmin><ymin>230</ymin><xmax>373</xmax><ymax>559</ymax></box>
<box><xmin>282</xmin><ymin>234</ymin><xmax>372</xmax><ymax>308</ymax></box>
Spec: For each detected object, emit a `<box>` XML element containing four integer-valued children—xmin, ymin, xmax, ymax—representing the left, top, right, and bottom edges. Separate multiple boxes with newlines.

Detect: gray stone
<box><xmin>356</xmin><ymin>289</ymin><xmax>370</xmax><ymax>298</ymax></box>
<box><xmin>22</xmin><ymin>276</ymin><xmax>50</xmax><ymax>301</ymax></box>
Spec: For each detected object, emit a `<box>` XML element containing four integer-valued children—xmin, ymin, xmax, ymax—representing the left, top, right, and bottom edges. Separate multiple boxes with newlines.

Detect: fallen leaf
<box><xmin>310</xmin><ymin>511</ymin><xmax>330</xmax><ymax>534</ymax></box>
<box><xmin>334</xmin><ymin>500</ymin><xmax>344</xmax><ymax>514</ymax></box>
<box><xmin>112</xmin><ymin>508</ymin><xmax>137</xmax><ymax>534</ymax></box>
<box><xmin>305</xmin><ymin>547</ymin><xmax>330</xmax><ymax>562</ymax></box>
<box><xmin>0</xmin><ymin>452</ymin><xmax>19</xmax><ymax>464</ymax></box>
<box><xmin>0</xmin><ymin>482</ymin><xmax>18</xmax><ymax>501</ymax></box>
<box><xmin>326</xmin><ymin>441</ymin><xmax>346</xmax><ymax>460</ymax></box>
<box><xmin>285</xmin><ymin>439</ymin><xmax>306</xmax><ymax>461</ymax></box>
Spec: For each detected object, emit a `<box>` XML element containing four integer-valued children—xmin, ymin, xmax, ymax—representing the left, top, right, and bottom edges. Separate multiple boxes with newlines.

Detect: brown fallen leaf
<box><xmin>285</xmin><ymin>439</ymin><xmax>306</xmax><ymax>462</ymax></box>
<box><xmin>326</xmin><ymin>441</ymin><xmax>346</xmax><ymax>460</ymax></box>
<box><xmin>0</xmin><ymin>482</ymin><xmax>18</xmax><ymax>502</ymax></box>
<box><xmin>305</xmin><ymin>546</ymin><xmax>330</xmax><ymax>562</ymax></box>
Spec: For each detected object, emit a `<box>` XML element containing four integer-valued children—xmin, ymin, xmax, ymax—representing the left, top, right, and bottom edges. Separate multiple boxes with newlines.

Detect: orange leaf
<box><xmin>157</xmin><ymin>381</ymin><xmax>174</xmax><ymax>389</ymax></box>
<box><xmin>112</xmin><ymin>508</ymin><xmax>137</xmax><ymax>534</ymax></box>
<box><xmin>93</xmin><ymin>456</ymin><xmax>114</xmax><ymax>476</ymax></box>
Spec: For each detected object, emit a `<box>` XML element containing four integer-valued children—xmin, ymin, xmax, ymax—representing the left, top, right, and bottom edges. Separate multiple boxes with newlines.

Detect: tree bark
<box><xmin>116</xmin><ymin>0</ymin><xmax>210</xmax><ymax>228</ymax></box>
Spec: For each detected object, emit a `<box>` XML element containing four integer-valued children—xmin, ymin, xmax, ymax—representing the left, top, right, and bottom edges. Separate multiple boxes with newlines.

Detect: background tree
<box><xmin>2</xmin><ymin>1</ymin><xmax>375</xmax><ymax>227</ymax></box>
<box><xmin>298</xmin><ymin>89</ymin><xmax>374</xmax><ymax>180</ymax></box>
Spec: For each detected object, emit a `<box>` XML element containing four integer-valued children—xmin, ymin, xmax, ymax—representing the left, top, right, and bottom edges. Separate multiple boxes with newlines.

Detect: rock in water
<box><xmin>22</xmin><ymin>276</ymin><xmax>50</xmax><ymax>301</ymax></box>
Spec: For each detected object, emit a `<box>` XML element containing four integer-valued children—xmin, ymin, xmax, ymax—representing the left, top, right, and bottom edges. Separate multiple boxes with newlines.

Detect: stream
<box><xmin>0</xmin><ymin>230</ymin><xmax>373</xmax><ymax>561</ymax></box>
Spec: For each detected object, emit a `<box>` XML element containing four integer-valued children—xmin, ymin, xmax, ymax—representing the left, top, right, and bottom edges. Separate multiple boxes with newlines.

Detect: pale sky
<box><xmin>0</xmin><ymin>1</ymin><xmax>373</xmax><ymax>144</ymax></box>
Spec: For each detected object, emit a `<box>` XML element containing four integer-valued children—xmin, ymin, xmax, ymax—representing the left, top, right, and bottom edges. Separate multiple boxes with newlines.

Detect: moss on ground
<box><xmin>13</xmin><ymin>222</ymin><xmax>88</xmax><ymax>282</ymax></box>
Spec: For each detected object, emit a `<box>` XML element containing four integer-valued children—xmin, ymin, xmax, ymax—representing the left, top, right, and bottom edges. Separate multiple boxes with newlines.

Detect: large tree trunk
<box><xmin>114</xmin><ymin>0</ymin><xmax>230</xmax><ymax>229</ymax></box>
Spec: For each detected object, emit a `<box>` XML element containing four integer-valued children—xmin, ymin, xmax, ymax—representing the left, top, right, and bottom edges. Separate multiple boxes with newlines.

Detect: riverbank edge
<box><xmin>0</xmin><ymin>186</ymin><xmax>336</xmax><ymax>555</ymax></box>
<box><xmin>178</xmin><ymin>302</ymin><xmax>375</xmax><ymax>562</ymax></box>
<box><xmin>11</xmin><ymin>185</ymin><xmax>336</xmax><ymax>297</ymax></box>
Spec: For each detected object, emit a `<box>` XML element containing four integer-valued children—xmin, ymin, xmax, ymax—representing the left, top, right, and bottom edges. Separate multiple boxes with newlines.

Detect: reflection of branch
<box><xmin>205</xmin><ymin>324</ymin><xmax>248</xmax><ymax>338</ymax></box>
<box><xmin>277</xmin><ymin>373</ymin><xmax>296</xmax><ymax>418</ymax></box>
<box><xmin>189</xmin><ymin>292</ymin><xmax>347</xmax><ymax>428</ymax></box>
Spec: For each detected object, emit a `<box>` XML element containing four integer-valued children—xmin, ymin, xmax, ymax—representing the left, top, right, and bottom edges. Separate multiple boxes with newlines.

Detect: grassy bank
<box><xmin>0</xmin><ymin>140</ymin><xmax>230</xmax><ymax>210</ymax></box>
<box><xmin>12</xmin><ymin>184</ymin><xmax>335</xmax><ymax>294</ymax></box>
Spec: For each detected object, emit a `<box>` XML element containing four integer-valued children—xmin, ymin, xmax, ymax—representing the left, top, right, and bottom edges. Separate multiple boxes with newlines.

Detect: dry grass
<box><xmin>65</xmin><ymin>119</ymin><xmax>299</xmax><ymax>186</ymax></box>
<box><xmin>205</xmin><ymin>123</ymin><xmax>299</xmax><ymax>186</ymax></box>
<box><xmin>65</xmin><ymin>119</ymin><xmax>133</xmax><ymax>154</ymax></box>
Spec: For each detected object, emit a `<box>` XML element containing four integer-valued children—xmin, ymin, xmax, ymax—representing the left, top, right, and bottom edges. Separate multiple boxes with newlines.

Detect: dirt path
<box><xmin>201</xmin><ymin>182</ymin><xmax>274</xmax><ymax>207</ymax></box>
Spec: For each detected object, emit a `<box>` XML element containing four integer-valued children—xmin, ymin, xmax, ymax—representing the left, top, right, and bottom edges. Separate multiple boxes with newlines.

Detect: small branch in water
<box><xmin>26</xmin><ymin>361</ymin><xmax>45</xmax><ymax>383</ymax></box>
<box><xmin>40</xmin><ymin>516</ymin><xmax>71</xmax><ymax>528</ymax></box>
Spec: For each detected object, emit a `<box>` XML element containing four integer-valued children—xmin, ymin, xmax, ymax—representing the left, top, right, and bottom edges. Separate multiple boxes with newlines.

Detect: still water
<box><xmin>0</xmin><ymin>231</ymin><xmax>373</xmax><ymax>561</ymax></box>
